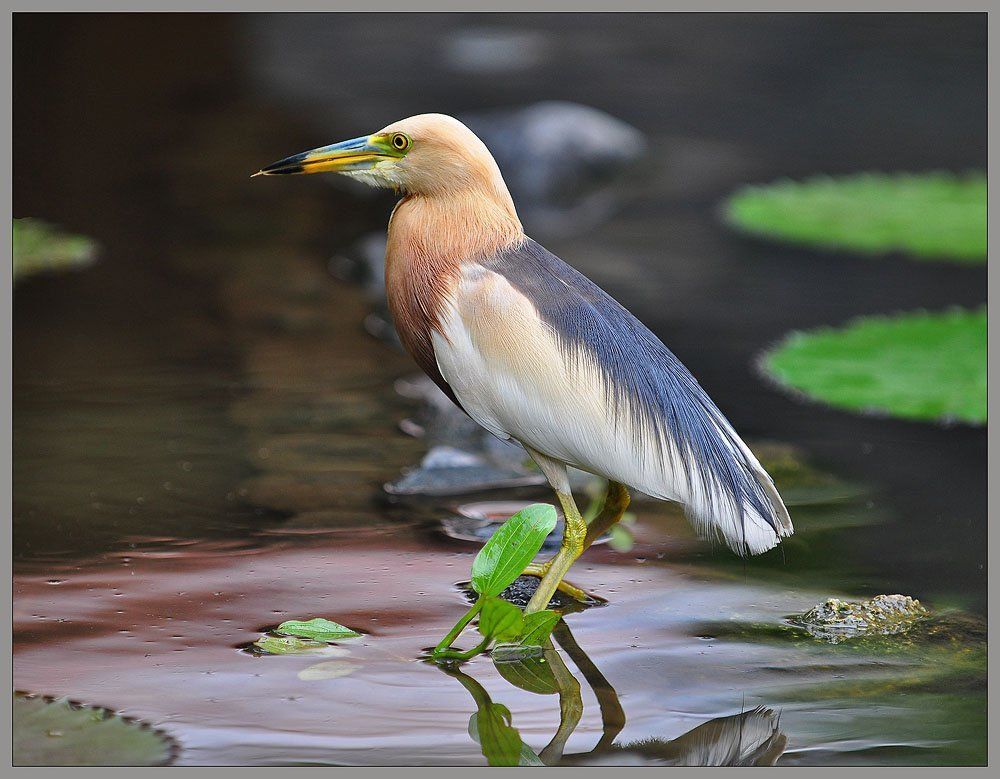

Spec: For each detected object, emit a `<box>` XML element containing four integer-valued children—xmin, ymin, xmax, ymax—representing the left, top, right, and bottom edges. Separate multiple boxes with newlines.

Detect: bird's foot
<box><xmin>521</xmin><ymin>562</ymin><xmax>607</xmax><ymax>606</ymax></box>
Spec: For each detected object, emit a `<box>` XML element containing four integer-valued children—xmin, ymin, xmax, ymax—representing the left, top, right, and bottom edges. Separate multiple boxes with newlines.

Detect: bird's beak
<box><xmin>252</xmin><ymin>135</ymin><xmax>391</xmax><ymax>177</ymax></box>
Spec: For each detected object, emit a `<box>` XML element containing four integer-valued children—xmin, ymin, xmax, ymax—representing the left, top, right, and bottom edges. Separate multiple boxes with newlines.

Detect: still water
<box><xmin>13</xmin><ymin>14</ymin><xmax>985</xmax><ymax>765</ymax></box>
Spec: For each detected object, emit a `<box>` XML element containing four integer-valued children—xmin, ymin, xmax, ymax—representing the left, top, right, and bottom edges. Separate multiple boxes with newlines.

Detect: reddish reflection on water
<box><xmin>14</xmin><ymin>526</ymin><xmax>820</xmax><ymax>765</ymax></box>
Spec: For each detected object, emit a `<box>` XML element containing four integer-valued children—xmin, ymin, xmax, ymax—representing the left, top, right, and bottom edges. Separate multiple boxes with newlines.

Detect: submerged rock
<box><xmin>793</xmin><ymin>594</ymin><xmax>929</xmax><ymax>644</ymax></box>
<box><xmin>386</xmin><ymin>375</ymin><xmax>604</xmax><ymax>497</ymax></box>
<box><xmin>457</xmin><ymin>575</ymin><xmax>599</xmax><ymax>612</ymax></box>
<box><xmin>386</xmin><ymin>445</ymin><xmax>544</xmax><ymax>496</ymax></box>
<box><xmin>384</xmin><ymin>376</ymin><xmax>544</xmax><ymax>496</ymax></box>
<box><xmin>442</xmin><ymin>501</ymin><xmax>613</xmax><ymax>555</ymax></box>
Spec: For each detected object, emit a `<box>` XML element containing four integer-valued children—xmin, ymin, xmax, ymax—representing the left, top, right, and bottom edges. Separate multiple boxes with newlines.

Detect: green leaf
<box><xmin>491</xmin><ymin>611</ymin><xmax>562</xmax><ymax>661</ymax></box>
<box><xmin>477</xmin><ymin>597</ymin><xmax>524</xmax><ymax>643</ymax></box>
<box><xmin>469</xmin><ymin>711</ymin><xmax>544</xmax><ymax>766</ymax></box>
<box><xmin>494</xmin><ymin>654</ymin><xmax>560</xmax><ymax>695</ymax></box>
<box><xmin>468</xmin><ymin>704</ymin><xmax>523</xmax><ymax>767</ymax></box>
<box><xmin>252</xmin><ymin>635</ymin><xmax>332</xmax><ymax>655</ymax></box>
<box><xmin>14</xmin><ymin>694</ymin><xmax>174</xmax><ymax>766</ymax></box>
<box><xmin>519</xmin><ymin>610</ymin><xmax>561</xmax><ymax>647</ymax></box>
<box><xmin>763</xmin><ymin>307</ymin><xmax>986</xmax><ymax>425</ymax></box>
<box><xmin>471</xmin><ymin>503</ymin><xmax>557</xmax><ymax>596</ymax></box>
<box><xmin>275</xmin><ymin>617</ymin><xmax>361</xmax><ymax>641</ymax></box>
<box><xmin>723</xmin><ymin>171</ymin><xmax>987</xmax><ymax>263</ymax></box>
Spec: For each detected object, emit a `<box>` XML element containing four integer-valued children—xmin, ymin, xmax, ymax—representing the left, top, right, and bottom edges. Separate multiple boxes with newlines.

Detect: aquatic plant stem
<box><xmin>432</xmin><ymin>636</ymin><xmax>491</xmax><ymax>662</ymax></box>
<box><xmin>433</xmin><ymin>599</ymin><xmax>483</xmax><ymax>656</ymax></box>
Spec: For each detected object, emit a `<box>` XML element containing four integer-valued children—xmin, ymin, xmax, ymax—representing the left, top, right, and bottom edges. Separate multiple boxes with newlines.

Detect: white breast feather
<box><xmin>431</xmin><ymin>265</ymin><xmax>787</xmax><ymax>555</ymax></box>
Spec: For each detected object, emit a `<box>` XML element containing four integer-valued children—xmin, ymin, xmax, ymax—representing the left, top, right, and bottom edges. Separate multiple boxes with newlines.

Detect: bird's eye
<box><xmin>390</xmin><ymin>133</ymin><xmax>410</xmax><ymax>151</ymax></box>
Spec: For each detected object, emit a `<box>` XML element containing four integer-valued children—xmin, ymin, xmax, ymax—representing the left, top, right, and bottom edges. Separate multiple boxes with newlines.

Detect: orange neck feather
<box><xmin>384</xmin><ymin>186</ymin><xmax>524</xmax><ymax>386</ymax></box>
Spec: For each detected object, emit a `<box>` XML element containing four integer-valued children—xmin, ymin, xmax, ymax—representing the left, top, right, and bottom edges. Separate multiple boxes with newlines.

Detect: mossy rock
<box><xmin>702</xmin><ymin>599</ymin><xmax>984</xmax><ymax>656</ymax></box>
<box><xmin>791</xmin><ymin>594</ymin><xmax>929</xmax><ymax>643</ymax></box>
<box><xmin>13</xmin><ymin>693</ymin><xmax>177</xmax><ymax>766</ymax></box>
<box><xmin>723</xmin><ymin>171</ymin><xmax>986</xmax><ymax>263</ymax></box>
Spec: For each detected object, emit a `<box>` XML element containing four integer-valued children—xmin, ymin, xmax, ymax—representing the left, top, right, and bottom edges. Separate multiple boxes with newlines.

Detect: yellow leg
<box><xmin>520</xmin><ymin>481</ymin><xmax>631</xmax><ymax>606</ymax></box>
<box><xmin>525</xmin><ymin>489</ymin><xmax>587</xmax><ymax>614</ymax></box>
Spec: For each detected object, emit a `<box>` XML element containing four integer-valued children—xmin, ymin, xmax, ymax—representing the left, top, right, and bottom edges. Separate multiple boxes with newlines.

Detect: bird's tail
<box><xmin>679</xmin><ymin>417</ymin><xmax>794</xmax><ymax>556</ymax></box>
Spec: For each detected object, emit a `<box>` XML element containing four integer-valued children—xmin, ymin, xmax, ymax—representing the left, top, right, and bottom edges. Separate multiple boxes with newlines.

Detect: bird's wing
<box><xmin>431</xmin><ymin>238</ymin><xmax>792</xmax><ymax>556</ymax></box>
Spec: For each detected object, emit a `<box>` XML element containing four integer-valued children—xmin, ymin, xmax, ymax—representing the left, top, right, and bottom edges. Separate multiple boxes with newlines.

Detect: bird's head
<box><xmin>254</xmin><ymin>113</ymin><xmax>508</xmax><ymax>198</ymax></box>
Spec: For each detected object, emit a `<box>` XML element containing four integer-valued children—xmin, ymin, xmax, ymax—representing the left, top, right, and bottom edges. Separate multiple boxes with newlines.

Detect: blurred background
<box><xmin>13</xmin><ymin>13</ymin><xmax>986</xmax><ymax>767</ymax></box>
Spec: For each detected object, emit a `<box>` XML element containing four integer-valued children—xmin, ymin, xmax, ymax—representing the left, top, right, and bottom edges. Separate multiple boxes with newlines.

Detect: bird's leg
<box><xmin>525</xmin><ymin>488</ymin><xmax>588</xmax><ymax>614</ymax></box>
<box><xmin>520</xmin><ymin>480</ymin><xmax>631</xmax><ymax>604</ymax></box>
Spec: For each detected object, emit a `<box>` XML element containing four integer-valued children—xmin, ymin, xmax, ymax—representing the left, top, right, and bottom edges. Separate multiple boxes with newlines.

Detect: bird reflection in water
<box><xmin>440</xmin><ymin>619</ymin><xmax>786</xmax><ymax>767</ymax></box>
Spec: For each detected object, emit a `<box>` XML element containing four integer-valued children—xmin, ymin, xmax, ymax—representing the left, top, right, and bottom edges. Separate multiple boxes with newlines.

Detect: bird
<box><xmin>255</xmin><ymin>113</ymin><xmax>793</xmax><ymax>614</ymax></box>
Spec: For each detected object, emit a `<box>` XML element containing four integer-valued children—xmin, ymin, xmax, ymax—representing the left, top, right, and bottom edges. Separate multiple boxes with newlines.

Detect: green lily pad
<box><xmin>762</xmin><ymin>308</ymin><xmax>986</xmax><ymax>424</ymax></box>
<box><xmin>275</xmin><ymin>617</ymin><xmax>361</xmax><ymax>641</ymax></box>
<box><xmin>14</xmin><ymin>693</ymin><xmax>175</xmax><ymax>766</ymax></box>
<box><xmin>13</xmin><ymin>218</ymin><xmax>98</xmax><ymax>281</ymax></box>
<box><xmin>724</xmin><ymin>171</ymin><xmax>986</xmax><ymax>263</ymax></box>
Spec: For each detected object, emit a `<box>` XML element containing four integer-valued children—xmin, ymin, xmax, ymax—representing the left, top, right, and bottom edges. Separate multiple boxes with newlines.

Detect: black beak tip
<box><xmin>255</xmin><ymin>151</ymin><xmax>308</xmax><ymax>177</ymax></box>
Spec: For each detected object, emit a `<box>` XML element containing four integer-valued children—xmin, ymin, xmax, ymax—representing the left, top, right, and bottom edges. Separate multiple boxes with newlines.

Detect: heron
<box><xmin>255</xmin><ymin>114</ymin><xmax>793</xmax><ymax>614</ymax></box>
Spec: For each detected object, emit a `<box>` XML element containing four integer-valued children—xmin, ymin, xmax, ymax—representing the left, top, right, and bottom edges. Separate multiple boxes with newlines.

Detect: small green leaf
<box><xmin>519</xmin><ymin>610</ymin><xmax>561</xmax><ymax>647</ymax></box>
<box><xmin>469</xmin><ymin>704</ymin><xmax>522</xmax><ymax>767</ymax></box>
<box><xmin>477</xmin><ymin>597</ymin><xmax>524</xmax><ymax>643</ymax></box>
<box><xmin>252</xmin><ymin>635</ymin><xmax>331</xmax><ymax>655</ymax></box>
<box><xmin>275</xmin><ymin>617</ymin><xmax>361</xmax><ymax>641</ymax></box>
<box><xmin>471</xmin><ymin>503</ymin><xmax>557</xmax><ymax>596</ymax></box>
<box><xmin>494</xmin><ymin>654</ymin><xmax>560</xmax><ymax>695</ymax></box>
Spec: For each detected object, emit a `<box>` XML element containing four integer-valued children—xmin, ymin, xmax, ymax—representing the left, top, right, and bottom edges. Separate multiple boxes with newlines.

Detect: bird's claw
<box><xmin>521</xmin><ymin>562</ymin><xmax>607</xmax><ymax>605</ymax></box>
